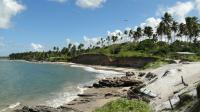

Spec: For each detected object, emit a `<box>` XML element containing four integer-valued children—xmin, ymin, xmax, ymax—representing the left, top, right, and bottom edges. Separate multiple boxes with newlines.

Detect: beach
<box><xmin>3</xmin><ymin>61</ymin><xmax>200</xmax><ymax>112</ymax></box>
<box><xmin>60</xmin><ymin>62</ymin><xmax>200</xmax><ymax>112</ymax></box>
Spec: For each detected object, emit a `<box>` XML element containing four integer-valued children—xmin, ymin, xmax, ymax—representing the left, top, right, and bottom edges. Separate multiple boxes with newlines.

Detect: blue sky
<box><xmin>0</xmin><ymin>0</ymin><xmax>199</xmax><ymax>56</ymax></box>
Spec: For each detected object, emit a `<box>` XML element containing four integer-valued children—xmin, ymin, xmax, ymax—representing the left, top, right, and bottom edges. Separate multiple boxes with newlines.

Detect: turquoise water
<box><xmin>0</xmin><ymin>60</ymin><xmax>99</xmax><ymax>110</ymax></box>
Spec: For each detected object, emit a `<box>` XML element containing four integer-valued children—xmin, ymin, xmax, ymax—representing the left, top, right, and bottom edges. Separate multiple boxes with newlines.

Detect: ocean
<box><xmin>0</xmin><ymin>60</ymin><xmax>123</xmax><ymax>111</ymax></box>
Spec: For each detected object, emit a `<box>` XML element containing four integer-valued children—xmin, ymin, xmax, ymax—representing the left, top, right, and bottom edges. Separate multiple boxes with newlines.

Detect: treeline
<box><xmin>9</xmin><ymin>43</ymin><xmax>85</xmax><ymax>61</ymax></box>
<box><xmin>9</xmin><ymin>12</ymin><xmax>200</xmax><ymax>61</ymax></box>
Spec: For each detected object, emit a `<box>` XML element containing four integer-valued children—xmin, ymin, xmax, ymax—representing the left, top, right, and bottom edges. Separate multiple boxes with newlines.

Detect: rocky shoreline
<box><xmin>11</xmin><ymin>62</ymin><xmax>200</xmax><ymax>112</ymax></box>
<box><xmin>14</xmin><ymin>71</ymin><xmax>158</xmax><ymax>112</ymax></box>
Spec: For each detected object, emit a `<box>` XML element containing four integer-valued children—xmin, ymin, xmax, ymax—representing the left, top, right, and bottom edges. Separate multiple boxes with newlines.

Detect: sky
<box><xmin>0</xmin><ymin>0</ymin><xmax>200</xmax><ymax>56</ymax></box>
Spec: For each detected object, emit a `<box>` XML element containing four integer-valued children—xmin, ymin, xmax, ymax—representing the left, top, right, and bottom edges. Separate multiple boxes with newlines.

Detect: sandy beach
<box><xmin>61</xmin><ymin>62</ymin><xmax>200</xmax><ymax>112</ymax></box>
<box><xmin>10</xmin><ymin>61</ymin><xmax>200</xmax><ymax>112</ymax></box>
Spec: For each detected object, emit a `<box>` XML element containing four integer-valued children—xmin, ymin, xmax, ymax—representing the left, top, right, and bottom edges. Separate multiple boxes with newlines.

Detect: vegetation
<box><xmin>9</xmin><ymin>12</ymin><xmax>200</xmax><ymax>64</ymax></box>
<box><xmin>94</xmin><ymin>99</ymin><xmax>152</xmax><ymax>112</ymax></box>
<box><xmin>174</xmin><ymin>93</ymin><xmax>194</xmax><ymax>111</ymax></box>
<box><xmin>197</xmin><ymin>83</ymin><xmax>200</xmax><ymax>99</ymax></box>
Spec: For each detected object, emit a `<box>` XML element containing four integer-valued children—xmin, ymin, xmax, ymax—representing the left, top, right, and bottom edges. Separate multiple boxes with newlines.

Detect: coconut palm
<box><xmin>185</xmin><ymin>16</ymin><xmax>200</xmax><ymax>42</ymax></box>
<box><xmin>162</xmin><ymin>12</ymin><xmax>173</xmax><ymax>27</ymax></box>
<box><xmin>160</xmin><ymin>12</ymin><xmax>173</xmax><ymax>42</ymax></box>
<box><xmin>177</xmin><ymin>23</ymin><xmax>187</xmax><ymax>41</ymax></box>
<box><xmin>111</xmin><ymin>36</ymin><xmax>118</xmax><ymax>44</ymax></box>
<box><xmin>144</xmin><ymin>26</ymin><xmax>153</xmax><ymax>39</ymax></box>
<box><xmin>134</xmin><ymin>27</ymin><xmax>142</xmax><ymax>42</ymax></box>
<box><xmin>171</xmin><ymin>21</ymin><xmax>178</xmax><ymax>42</ymax></box>
<box><xmin>157</xmin><ymin>21</ymin><xmax>165</xmax><ymax>41</ymax></box>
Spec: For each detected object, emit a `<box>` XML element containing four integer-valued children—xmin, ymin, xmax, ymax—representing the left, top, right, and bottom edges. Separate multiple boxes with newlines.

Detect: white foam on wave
<box><xmin>0</xmin><ymin>102</ymin><xmax>21</xmax><ymax>112</ymax></box>
<box><xmin>45</xmin><ymin>85</ymin><xmax>87</xmax><ymax>108</ymax></box>
<box><xmin>45</xmin><ymin>63</ymin><xmax>124</xmax><ymax>108</ymax></box>
<box><xmin>70</xmin><ymin>64</ymin><xmax>124</xmax><ymax>78</ymax></box>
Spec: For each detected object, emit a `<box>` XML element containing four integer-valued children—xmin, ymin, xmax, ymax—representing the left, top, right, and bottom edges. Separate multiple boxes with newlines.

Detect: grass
<box><xmin>141</xmin><ymin>59</ymin><xmax>170</xmax><ymax>70</ymax></box>
<box><xmin>94</xmin><ymin>99</ymin><xmax>152</xmax><ymax>112</ymax></box>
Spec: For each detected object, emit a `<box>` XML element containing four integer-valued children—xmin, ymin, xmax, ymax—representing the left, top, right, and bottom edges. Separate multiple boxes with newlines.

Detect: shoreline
<box><xmin>4</xmin><ymin>60</ymin><xmax>200</xmax><ymax>112</ymax></box>
<box><xmin>2</xmin><ymin>60</ymin><xmax>128</xmax><ymax>112</ymax></box>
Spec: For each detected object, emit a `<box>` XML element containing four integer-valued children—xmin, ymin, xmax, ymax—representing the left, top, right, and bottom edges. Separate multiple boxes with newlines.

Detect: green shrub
<box><xmin>178</xmin><ymin>93</ymin><xmax>193</xmax><ymax>106</ymax></box>
<box><xmin>136</xmin><ymin>39</ymin><xmax>156</xmax><ymax>51</ymax></box>
<box><xmin>109</xmin><ymin>44</ymin><xmax>121</xmax><ymax>54</ymax></box>
<box><xmin>94</xmin><ymin>99</ymin><xmax>152</xmax><ymax>112</ymax></box>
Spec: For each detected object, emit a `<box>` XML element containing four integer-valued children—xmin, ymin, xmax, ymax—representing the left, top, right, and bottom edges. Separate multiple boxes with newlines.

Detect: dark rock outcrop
<box><xmin>126</xmin><ymin>72</ymin><xmax>135</xmax><ymax>77</ymax></box>
<box><xmin>14</xmin><ymin>106</ymin><xmax>81</xmax><ymax>112</ymax></box>
<box><xmin>127</xmin><ymin>85</ymin><xmax>150</xmax><ymax>103</ymax></box>
<box><xmin>145</xmin><ymin>72</ymin><xmax>157</xmax><ymax>80</ymax></box>
<box><xmin>93</xmin><ymin>76</ymin><xmax>143</xmax><ymax>88</ymax></box>
<box><xmin>14</xmin><ymin>106</ymin><xmax>60</xmax><ymax>112</ymax></box>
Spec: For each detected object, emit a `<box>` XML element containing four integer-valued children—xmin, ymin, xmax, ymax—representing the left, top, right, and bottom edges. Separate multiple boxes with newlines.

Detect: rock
<box><xmin>14</xmin><ymin>105</ymin><xmax>81</xmax><ymax>112</ymax></box>
<box><xmin>162</xmin><ymin>70</ymin><xmax>170</xmax><ymax>78</ymax></box>
<box><xmin>93</xmin><ymin>76</ymin><xmax>144</xmax><ymax>88</ymax></box>
<box><xmin>14</xmin><ymin>106</ymin><xmax>60</xmax><ymax>112</ymax></box>
<box><xmin>127</xmin><ymin>84</ymin><xmax>146</xmax><ymax>100</ymax></box>
<box><xmin>93</xmin><ymin>83</ymin><xmax>102</xmax><ymax>88</ymax></box>
<box><xmin>105</xmin><ymin>93</ymin><xmax>113</xmax><ymax>97</ymax></box>
<box><xmin>77</xmin><ymin>94</ymin><xmax>97</xmax><ymax>97</ymax></box>
<box><xmin>58</xmin><ymin>106</ymin><xmax>82</xmax><ymax>112</ymax></box>
<box><xmin>138</xmin><ymin>72</ymin><xmax>146</xmax><ymax>77</ymax></box>
<box><xmin>126</xmin><ymin>72</ymin><xmax>135</xmax><ymax>77</ymax></box>
<box><xmin>145</xmin><ymin>72</ymin><xmax>157</xmax><ymax>80</ymax></box>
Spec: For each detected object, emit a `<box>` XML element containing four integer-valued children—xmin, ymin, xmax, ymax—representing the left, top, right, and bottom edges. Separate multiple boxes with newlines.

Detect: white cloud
<box><xmin>140</xmin><ymin>17</ymin><xmax>161</xmax><ymax>30</ymax></box>
<box><xmin>48</xmin><ymin>0</ymin><xmax>67</xmax><ymax>4</ymax></box>
<box><xmin>31</xmin><ymin>43</ymin><xmax>44</xmax><ymax>51</ymax></box>
<box><xmin>76</xmin><ymin>0</ymin><xmax>106</xmax><ymax>9</ymax></box>
<box><xmin>168</xmin><ymin>1</ymin><xmax>194</xmax><ymax>23</ymax></box>
<box><xmin>66</xmin><ymin>38</ymin><xmax>71</xmax><ymax>45</ymax></box>
<box><xmin>0</xmin><ymin>0</ymin><xmax>25</xmax><ymax>29</ymax></box>
<box><xmin>107</xmin><ymin>30</ymin><xmax>123</xmax><ymax>37</ymax></box>
<box><xmin>194</xmin><ymin>0</ymin><xmax>200</xmax><ymax>14</ymax></box>
<box><xmin>83</xmin><ymin>36</ymin><xmax>100</xmax><ymax>47</ymax></box>
<box><xmin>157</xmin><ymin>1</ymin><xmax>194</xmax><ymax>23</ymax></box>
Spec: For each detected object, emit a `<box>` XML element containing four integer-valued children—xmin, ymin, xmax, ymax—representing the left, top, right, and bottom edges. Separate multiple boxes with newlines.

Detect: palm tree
<box><xmin>160</xmin><ymin>12</ymin><xmax>173</xmax><ymax>42</ymax></box>
<box><xmin>171</xmin><ymin>21</ymin><xmax>178</xmax><ymax>42</ymax></box>
<box><xmin>162</xmin><ymin>12</ymin><xmax>173</xmax><ymax>27</ymax></box>
<box><xmin>134</xmin><ymin>27</ymin><xmax>142</xmax><ymax>42</ymax></box>
<box><xmin>111</xmin><ymin>36</ymin><xmax>118</xmax><ymax>44</ymax></box>
<box><xmin>185</xmin><ymin>16</ymin><xmax>200</xmax><ymax>42</ymax></box>
<box><xmin>106</xmin><ymin>36</ymin><xmax>111</xmax><ymax>45</ymax></box>
<box><xmin>157</xmin><ymin>21</ymin><xmax>165</xmax><ymax>41</ymax></box>
<box><xmin>68</xmin><ymin>43</ymin><xmax>72</xmax><ymax>49</ymax></box>
<box><xmin>177</xmin><ymin>23</ymin><xmax>187</xmax><ymax>41</ymax></box>
<box><xmin>144</xmin><ymin>26</ymin><xmax>153</xmax><ymax>39</ymax></box>
<box><xmin>129</xmin><ymin>29</ymin><xmax>135</xmax><ymax>41</ymax></box>
<box><xmin>78</xmin><ymin>43</ymin><xmax>84</xmax><ymax>51</ymax></box>
<box><xmin>53</xmin><ymin>46</ymin><xmax>56</xmax><ymax>51</ymax></box>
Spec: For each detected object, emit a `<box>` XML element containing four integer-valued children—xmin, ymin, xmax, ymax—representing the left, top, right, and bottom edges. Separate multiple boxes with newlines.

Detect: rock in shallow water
<box><xmin>14</xmin><ymin>105</ymin><xmax>81</xmax><ymax>112</ymax></box>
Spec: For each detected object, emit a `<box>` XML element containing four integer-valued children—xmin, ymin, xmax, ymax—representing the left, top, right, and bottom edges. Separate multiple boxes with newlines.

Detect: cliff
<box><xmin>71</xmin><ymin>54</ymin><xmax>157</xmax><ymax>68</ymax></box>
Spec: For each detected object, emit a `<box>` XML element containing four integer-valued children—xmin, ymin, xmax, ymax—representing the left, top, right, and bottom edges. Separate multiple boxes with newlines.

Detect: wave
<box><xmin>45</xmin><ymin>64</ymin><xmax>124</xmax><ymax>108</ymax></box>
<box><xmin>45</xmin><ymin>85</ymin><xmax>87</xmax><ymax>108</ymax></box>
<box><xmin>0</xmin><ymin>102</ymin><xmax>21</xmax><ymax>112</ymax></box>
<box><xmin>69</xmin><ymin>64</ymin><xmax>124</xmax><ymax>78</ymax></box>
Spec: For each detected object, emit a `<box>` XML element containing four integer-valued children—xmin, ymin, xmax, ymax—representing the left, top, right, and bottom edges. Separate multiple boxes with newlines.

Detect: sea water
<box><xmin>0</xmin><ymin>60</ymin><xmax>123</xmax><ymax>111</ymax></box>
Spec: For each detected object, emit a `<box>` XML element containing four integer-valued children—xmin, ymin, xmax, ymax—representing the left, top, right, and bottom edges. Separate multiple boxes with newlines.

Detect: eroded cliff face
<box><xmin>71</xmin><ymin>54</ymin><xmax>157</xmax><ymax>68</ymax></box>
